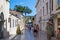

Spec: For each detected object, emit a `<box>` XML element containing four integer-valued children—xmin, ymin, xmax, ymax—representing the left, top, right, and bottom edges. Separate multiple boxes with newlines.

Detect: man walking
<box><xmin>33</xmin><ymin>24</ymin><xmax>39</xmax><ymax>40</ymax></box>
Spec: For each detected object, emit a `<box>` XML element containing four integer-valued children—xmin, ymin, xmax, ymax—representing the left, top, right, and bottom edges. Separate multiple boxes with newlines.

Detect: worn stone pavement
<box><xmin>0</xmin><ymin>30</ymin><xmax>56</xmax><ymax>40</ymax></box>
<box><xmin>35</xmin><ymin>30</ymin><xmax>56</xmax><ymax>40</ymax></box>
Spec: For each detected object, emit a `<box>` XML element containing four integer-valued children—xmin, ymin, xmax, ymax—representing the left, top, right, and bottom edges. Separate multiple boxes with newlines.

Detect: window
<box><xmin>8</xmin><ymin>18</ymin><xmax>11</xmax><ymax>22</ymax></box>
<box><xmin>10</xmin><ymin>18</ymin><xmax>11</xmax><ymax>28</ymax></box>
<box><xmin>15</xmin><ymin>20</ymin><xmax>16</xmax><ymax>27</ymax></box>
<box><xmin>13</xmin><ymin>19</ymin><xmax>14</xmax><ymax>27</ymax></box>
<box><xmin>43</xmin><ymin>7</ymin><xmax>44</xmax><ymax>16</ymax></box>
<box><xmin>40</xmin><ymin>9</ymin><xmax>42</xmax><ymax>16</ymax></box>
<box><xmin>52</xmin><ymin>0</ymin><xmax>53</xmax><ymax>11</ymax></box>
<box><xmin>40</xmin><ymin>17</ymin><xmax>41</xmax><ymax>21</ymax></box>
<box><xmin>46</xmin><ymin>3</ymin><xmax>48</xmax><ymax>14</ymax></box>
<box><xmin>15</xmin><ymin>20</ymin><xmax>18</xmax><ymax>27</ymax></box>
<box><xmin>49</xmin><ymin>0</ymin><xmax>53</xmax><ymax>14</ymax></box>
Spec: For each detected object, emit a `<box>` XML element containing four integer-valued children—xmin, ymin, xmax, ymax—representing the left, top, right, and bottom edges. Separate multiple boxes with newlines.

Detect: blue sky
<box><xmin>10</xmin><ymin>0</ymin><xmax>37</xmax><ymax>16</ymax></box>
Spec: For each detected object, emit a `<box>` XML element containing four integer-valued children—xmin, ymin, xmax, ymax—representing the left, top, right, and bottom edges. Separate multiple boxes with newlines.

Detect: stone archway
<box><xmin>0</xmin><ymin>12</ymin><xmax>4</xmax><ymax>38</ymax></box>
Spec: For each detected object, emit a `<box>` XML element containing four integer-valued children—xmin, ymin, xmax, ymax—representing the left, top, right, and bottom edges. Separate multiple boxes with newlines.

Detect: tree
<box><xmin>23</xmin><ymin>7</ymin><xmax>32</xmax><ymax>16</ymax></box>
<box><xmin>30</xmin><ymin>17</ymin><xmax>34</xmax><ymax>22</ymax></box>
<box><xmin>14</xmin><ymin>5</ymin><xmax>24</xmax><ymax>13</ymax></box>
<box><xmin>14</xmin><ymin>5</ymin><xmax>32</xmax><ymax>24</ymax></box>
<box><xmin>14</xmin><ymin>5</ymin><xmax>32</xmax><ymax>16</ymax></box>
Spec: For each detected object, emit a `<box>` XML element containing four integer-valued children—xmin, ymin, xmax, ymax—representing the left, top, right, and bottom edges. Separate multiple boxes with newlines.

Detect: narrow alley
<box><xmin>0</xmin><ymin>0</ymin><xmax>60</xmax><ymax>40</ymax></box>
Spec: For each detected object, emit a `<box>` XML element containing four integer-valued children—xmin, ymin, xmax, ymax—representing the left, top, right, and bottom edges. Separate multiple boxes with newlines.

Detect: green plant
<box><xmin>56</xmin><ymin>6</ymin><xmax>60</xmax><ymax>10</ymax></box>
<box><xmin>16</xmin><ymin>24</ymin><xmax>21</xmax><ymax>34</ymax></box>
<box><xmin>14</xmin><ymin>5</ymin><xmax>32</xmax><ymax>16</ymax></box>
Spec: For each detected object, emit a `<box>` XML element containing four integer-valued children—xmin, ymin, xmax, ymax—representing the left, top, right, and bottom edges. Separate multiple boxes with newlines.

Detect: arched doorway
<box><xmin>0</xmin><ymin>12</ymin><xmax>4</xmax><ymax>38</ymax></box>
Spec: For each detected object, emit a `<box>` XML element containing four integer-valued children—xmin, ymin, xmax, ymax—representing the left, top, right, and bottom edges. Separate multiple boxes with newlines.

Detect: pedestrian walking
<box><xmin>33</xmin><ymin>24</ymin><xmax>40</xmax><ymax>40</ymax></box>
<box><xmin>36</xmin><ymin>25</ymin><xmax>39</xmax><ymax>32</ymax></box>
<box><xmin>33</xmin><ymin>24</ymin><xmax>37</xmax><ymax>37</ymax></box>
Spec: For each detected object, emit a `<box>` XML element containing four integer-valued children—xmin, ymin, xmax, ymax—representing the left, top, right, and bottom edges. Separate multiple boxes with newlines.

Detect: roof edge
<box><xmin>35</xmin><ymin>0</ymin><xmax>40</xmax><ymax>8</ymax></box>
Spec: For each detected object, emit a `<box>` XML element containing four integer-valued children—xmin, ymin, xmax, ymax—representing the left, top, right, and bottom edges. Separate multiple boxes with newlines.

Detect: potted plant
<box><xmin>16</xmin><ymin>24</ymin><xmax>21</xmax><ymax>34</ymax></box>
<box><xmin>56</xmin><ymin>6</ymin><xmax>60</xmax><ymax>10</ymax></box>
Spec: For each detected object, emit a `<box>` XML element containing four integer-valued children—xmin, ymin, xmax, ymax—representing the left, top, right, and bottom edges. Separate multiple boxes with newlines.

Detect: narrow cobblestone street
<box><xmin>35</xmin><ymin>30</ymin><xmax>56</xmax><ymax>40</ymax></box>
<box><xmin>12</xmin><ymin>35</ymin><xmax>21</xmax><ymax>40</ymax></box>
<box><xmin>0</xmin><ymin>30</ymin><xmax>56</xmax><ymax>40</ymax></box>
<box><xmin>12</xmin><ymin>30</ymin><xmax>48</xmax><ymax>40</ymax></box>
<box><xmin>39</xmin><ymin>31</ymin><xmax>48</xmax><ymax>40</ymax></box>
<box><xmin>20</xmin><ymin>29</ymin><xmax>34</xmax><ymax>40</ymax></box>
<box><xmin>34</xmin><ymin>30</ymin><xmax>47</xmax><ymax>40</ymax></box>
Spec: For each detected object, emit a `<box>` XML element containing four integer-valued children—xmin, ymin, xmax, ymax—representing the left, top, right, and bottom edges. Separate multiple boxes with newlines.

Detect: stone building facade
<box><xmin>35</xmin><ymin>0</ymin><xmax>60</xmax><ymax>36</ymax></box>
<box><xmin>0</xmin><ymin>0</ymin><xmax>9</xmax><ymax>38</ymax></box>
<box><xmin>35</xmin><ymin>0</ymin><xmax>50</xmax><ymax>31</ymax></box>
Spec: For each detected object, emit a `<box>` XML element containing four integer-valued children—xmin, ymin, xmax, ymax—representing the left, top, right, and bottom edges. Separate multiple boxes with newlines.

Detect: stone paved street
<box><xmin>40</xmin><ymin>30</ymin><xmax>48</xmax><ymax>40</ymax></box>
<box><xmin>12</xmin><ymin>35</ymin><xmax>21</xmax><ymax>40</ymax></box>
<box><xmin>10</xmin><ymin>30</ymin><xmax>47</xmax><ymax>40</ymax></box>
<box><xmin>21</xmin><ymin>29</ymin><xmax>34</xmax><ymax>40</ymax></box>
<box><xmin>35</xmin><ymin>30</ymin><xmax>56</xmax><ymax>40</ymax></box>
<box><xmin>34</xmin><ymin>30</ymin><xmax>47</xmax><ymax>40</ymax></box>
<box><xmin>0</xmin><ymin>30</ymin><xmax>56</xmax><ymax>40</ymax></box>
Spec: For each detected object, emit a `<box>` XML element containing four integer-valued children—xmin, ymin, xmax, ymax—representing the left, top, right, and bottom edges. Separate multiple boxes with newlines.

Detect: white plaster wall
<box><xmin>20</xmin><ymin>16</ymin><xmax>25</xmax><ymax>31</ymax></box>
<box><xmin>9</xmin><ymin>14</ymin><xmax>20</xmax><ymax>35</ymax></box>
<box><xmin>0</xmin><ymin>0</ymin><xmax>9</xmax><ymax>31</ymax></box>
<box><xmin>8</xmin><ymin>14</ymin><xmax>24</xmax><ymax>35</ymax></box>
